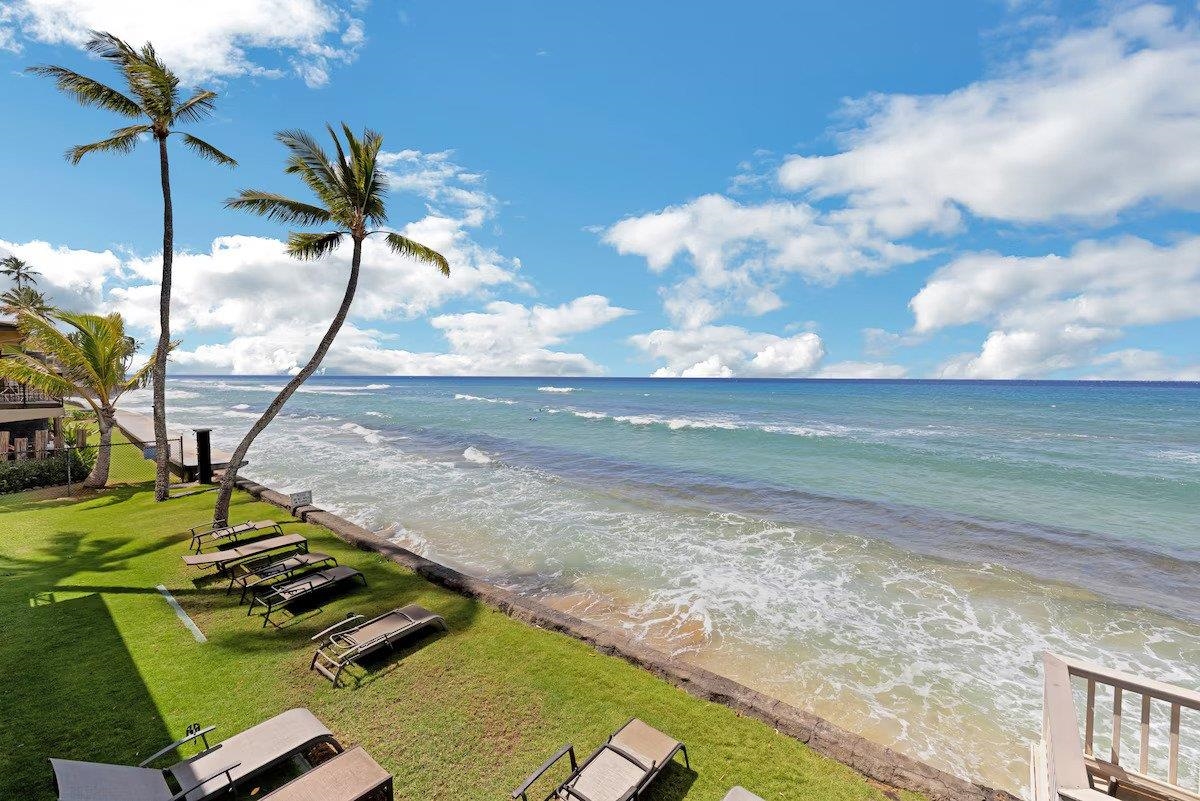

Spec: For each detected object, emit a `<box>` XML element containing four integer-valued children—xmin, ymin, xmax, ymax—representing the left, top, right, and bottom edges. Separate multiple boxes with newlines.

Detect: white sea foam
<box><xmin>231</xmin><ymin>403</ymin><xmax>252</xmax><ymax>410</ymax></box>
<box><xmin>1159</xmin><ymin>449</ymin><xmax>1200</xmax><ymax>464</ymax></box>
<box><xmin>570</xmin><ymin>410</ymin><xmax>608</xmax><ymax>420</ymax></box>
<box><xmin>462</xmin><ymin>446</ymin><xmax>494</xmax><ymax>464</ymax></box>
<box><xmin>364</xmin><ymin>411</ymin><xmax>389</xmax><ymax>418</ymax></box>
<box><xmin>454</xmin><ymin>393</ymin><xmax>517</xmax><ymax>405</ymax></box>
<box><xmin>339</xmin><ymin>422</ymin><xmax>383</xmax><ymax>445</ymax></box>
<box><xmin>362</xmin><ymin>383</ymin><xmax>390</xmax><ymax>390</ymax></box>
<box><xmin>538</xmin><ymin>386</ymin><xmax>578</xmax><ymax>393</ymax></box>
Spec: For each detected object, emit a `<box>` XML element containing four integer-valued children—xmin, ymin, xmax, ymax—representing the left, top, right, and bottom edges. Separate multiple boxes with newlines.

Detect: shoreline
<box><xmin>230</xmin><ymin>472</ymin><xmax>1019</xmax><ymax>801</ymax></box>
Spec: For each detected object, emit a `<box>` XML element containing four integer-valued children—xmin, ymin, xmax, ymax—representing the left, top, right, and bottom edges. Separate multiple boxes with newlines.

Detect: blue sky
<box><xmin>1</xmin><ymin>0</ymin><xmax>1198</xmax><ymax>378</ymax></box>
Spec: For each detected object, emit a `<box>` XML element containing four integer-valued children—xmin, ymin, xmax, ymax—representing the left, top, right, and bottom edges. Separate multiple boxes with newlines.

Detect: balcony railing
<box><xmin>0</xmin><ymin>377</ymin><xmax>61</xmax><ymax>407</ymax></box>
<box><xmin>1032</xmin><ymin>652</ymin><xmax>1199</xmax><ymax>801</ymax></box>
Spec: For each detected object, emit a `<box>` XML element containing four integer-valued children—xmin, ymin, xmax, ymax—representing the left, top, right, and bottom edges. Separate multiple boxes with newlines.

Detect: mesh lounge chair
<box><xmin>723</xmin><ymin>789</ymin><xmax>765</xmax><ymax>801</ymax></box>
<box><xmin>258</xmin><ymin>745</ymin><xmax>392</xmax><ymax>801</ymax></box>
<box><xmin>512</xmin><ymin>718</ymin><xmax>689</xmax><ymax>801</ymax></box>
<box><xmin>188</xmin><ymin>520</ymin><xmax>283</xmax><ymax>553</ymax></box>
<box><xmin>248</xmin><ymin>565</ymin><xmax>367</xmax><ymax>627</ymax></box>
<box><xmin>230</xmin><ymin>551</ymin><xmax>338</xmax><ymax>603</ymax></box>
<box><xmin>310</xmin><ymin>604</ymin><xmax>447</xmax><ymax>686</ymax></box>
<box><xmin>50</xmin><ymin>708</ymin><xmax>340</xmax><ymax>801</ymax></box>
<box><xmin>182</xmin><ymin>534</ymin><xmax>307</xmax><ymax>573</ymax></box>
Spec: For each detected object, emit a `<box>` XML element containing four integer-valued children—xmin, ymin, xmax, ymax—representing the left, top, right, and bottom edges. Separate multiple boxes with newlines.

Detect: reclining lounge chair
<box><xmin>182</xmin><ymin>534</ymin><xmax>308</xmax><ymax>573</ymax></box>
<box><xmin>230</xmin><ymin>551</ymin><xmax>338</xmax><ymax>603</ymax></box>
<box><xmin>188</xmin><ymin>520</ymin><xmax>283</xmax><ymax>553</ymax></box>
<box><xmin>50</xmin><ymin>708</ymin><xmax>340</xmax><ymax>801</ymax></box>
<box><xmin>512</xmin><ymin>718</ymin><xmax>688</xmax><ymax>801</ymax></box>
<box><xmin>310</xmin><ymin>604</ymin><xmax>447</xmax><ymax>686</ymax></box>
<box><xmin>248</xmin><ymin>565</ymin><xmax>367</xmax><ymax>627</ymax></box>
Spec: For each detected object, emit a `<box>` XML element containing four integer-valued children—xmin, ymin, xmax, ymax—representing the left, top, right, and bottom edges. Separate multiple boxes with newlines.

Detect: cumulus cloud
<box><xmin>171</xmin><ymin>296</ymin><xmax>632</xmax><ymax>375</ymax></box>
<box><xmin>816</xmin><ymin>361</ymin><xmax>908</xmax><ymax>379</ymax></box>
<box><xmin>0</xmin><ymin>237</ymin><xmax>123</xmax><ymax>312</ymax></box>
<box><xmin>605</xmin><ymin>193</ymin><xmax>927</xmax><ymax>327</ymax></box>
<box><xmin>779</xmin><ymin>4</ymin><xmax>1200</xmax><ymax>234</ymax></box>
<box><xmin>0</xmin><ymin>0</ymin><xmax>365</xmax><ymax>87</ymax></box>
<box><xmin>631</xmin><ymin>325</ymin><xmax>826</xmax><ymax>378</ymax></box>
<box><xmin>916</xmin><ymin>236</ymin><xmax>1200</xmax><ymax>378</ymax></box>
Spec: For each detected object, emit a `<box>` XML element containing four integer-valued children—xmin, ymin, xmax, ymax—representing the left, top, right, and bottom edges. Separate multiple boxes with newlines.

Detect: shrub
<box><xmin>0</xmin><ymin>453</ymin><xmax>90</xmax><ymax>493</ymax></box>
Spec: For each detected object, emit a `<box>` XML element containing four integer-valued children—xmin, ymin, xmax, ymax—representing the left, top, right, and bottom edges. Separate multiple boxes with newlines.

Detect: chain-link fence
<box><xmin>0</xmin><ymin>436</ymin><xmax>185</xmax><ymax>495</ymax></box>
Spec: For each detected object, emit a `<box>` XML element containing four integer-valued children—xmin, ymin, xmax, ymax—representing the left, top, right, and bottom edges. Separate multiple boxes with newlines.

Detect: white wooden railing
<box><xmin>1032</xmin><ymin>652</ymin><xmax>1199</xmax><ymax>801</ymax></box>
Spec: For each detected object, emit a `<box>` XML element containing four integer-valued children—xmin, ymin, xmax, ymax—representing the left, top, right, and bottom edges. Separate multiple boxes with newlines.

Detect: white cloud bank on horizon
<box><xmin>0</xmin><ymin>0</ymin><xmax>365</xmax><ymax>87</ymax></box>
<box><xmin>605</xmin><ymin>4</ymin><xmax>1200</xmax><ymax>380</ymax></box>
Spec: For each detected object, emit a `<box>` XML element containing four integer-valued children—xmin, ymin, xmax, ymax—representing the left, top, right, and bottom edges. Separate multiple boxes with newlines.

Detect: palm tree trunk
<box><xmin>86</xmin><ymin>409</ymin><xmax>115</xmax><ymax>488</ymax></box>
<box><xmin>153</xmin><ymin>133</ymin><xmax>173</xmax><ymax>502</ymax></box>
<box><xmin>212</xmin><ymin>236</ymin><xmax>363</xmax><ymax>525</ymax></box>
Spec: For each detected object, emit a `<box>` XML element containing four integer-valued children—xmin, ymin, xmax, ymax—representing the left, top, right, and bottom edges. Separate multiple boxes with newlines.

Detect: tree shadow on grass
<box><xmin>643</xmin><ymin>760</ymin><xmax>698</xmax><ymax>801</ymax></box>
<box><xmin>0</xmin><ymin>592</ymin><xmax>173</xmax><ymax>801</ymax></box>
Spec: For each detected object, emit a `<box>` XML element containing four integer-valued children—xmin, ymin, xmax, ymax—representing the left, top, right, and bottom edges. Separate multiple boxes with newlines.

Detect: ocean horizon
<box><xmin>129</xmin><ymin>375</ymin><xmax>1200</xmax><ymax>793</ymax></box>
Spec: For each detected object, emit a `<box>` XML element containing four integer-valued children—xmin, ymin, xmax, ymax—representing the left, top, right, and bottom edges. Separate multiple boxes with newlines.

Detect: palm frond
<box><xmin>178</xmin><ymin>133</ymin><xmax>237</xmax><ymax>167</ymax></box>
<box><xmin>225</xmin><ymin>190</ymin><xmax>334</xmax><ymax>225</ymax></box>
<box><xmin>66</xmin><ymin>125</ymin><xmax>150</xmax><ymax>164</ymax></box>
<box><xmin>385</xmin><ymin>232</ymin><xmax>450</xmax><ymax>276</ymax></box>
<box><xmin>172</xmin><ymin>89</ymin><xmax>217</xmax><ymax>125</ymax></box>
<box><xmin>0</xmin><ymin>352</ymin><xmax>80</xmax><ymax>399</ymax></box>
<box><xmin>25</xmin><ymin>65</ymin><xmax>144</xmax><ymax>118</ymax></box>
<box><xmin>286</xmin><ymin>232</ymin><xmax>344</xmax><ymax>260</ymax></box>
<box><xmin>83</xmin><ymin>31</ymin><xmax>139</xmax><ymax>64</ymax></box>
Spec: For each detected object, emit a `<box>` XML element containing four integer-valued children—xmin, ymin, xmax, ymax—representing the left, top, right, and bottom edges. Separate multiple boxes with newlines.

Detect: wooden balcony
<box><xmin>1032</xmin><ymin>652</ymin><xmax>1199</xmax><ymax>801</ymax></box>
<box><xmin>0</xmin><ymin>377</ymin><xmax>62</xmax><ymax>408</ymax></box>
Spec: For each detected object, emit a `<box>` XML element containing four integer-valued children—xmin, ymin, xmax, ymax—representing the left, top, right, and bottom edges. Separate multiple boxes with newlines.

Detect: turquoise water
<box><xmin>139</xmin><ymin>377</ymin><xmax>1200</xmax><ymax>792</ymax></box>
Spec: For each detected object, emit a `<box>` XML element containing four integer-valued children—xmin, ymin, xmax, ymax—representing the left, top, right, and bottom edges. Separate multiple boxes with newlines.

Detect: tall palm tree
<box><xmin>30</xmin><ymin>31</ymin><xmax>237</xmax><ymax>502</ymax></box>
<box><xmin>1</xmin><ymin>256</ymin><xmax>39</xmax><ymax>289</ymax></box>
<box><xmin>0</xmin><ymin>310</ymin><xmax>158</xmax><ymax>487</ymax></box>
<box><xmin>0</xmin><ymin>285</ymin><xmax>52</xmax><ymax>316</ymax></box>
<box><xmin>211</xmin><ymin>124</ymin><xmax>449</xmax><ymax>525</ymax></box>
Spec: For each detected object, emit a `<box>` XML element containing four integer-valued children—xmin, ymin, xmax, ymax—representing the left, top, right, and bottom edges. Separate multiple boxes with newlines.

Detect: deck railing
<box><xmin>1032</xmin><ymin>652</ymin><xmax>1199</xmax><ymax>801</ymax></box>
<box><xmin>0</xmin><ymin>377</ymin><xmax>60</xmax><ymax>407</ymax></box>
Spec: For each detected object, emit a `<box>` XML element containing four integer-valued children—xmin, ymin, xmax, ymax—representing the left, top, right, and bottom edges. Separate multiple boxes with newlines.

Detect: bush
<box><xmin>0</xmin><ymin>453</ymin><xmax>90</xmax><ymax>493</ymax></box>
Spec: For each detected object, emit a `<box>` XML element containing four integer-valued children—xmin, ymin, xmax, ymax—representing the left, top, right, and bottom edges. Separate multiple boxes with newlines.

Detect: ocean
<box><xmin>134</xmin><ymin>377</ymin><xmax>1200</xmax><ymax>793</ymax></box>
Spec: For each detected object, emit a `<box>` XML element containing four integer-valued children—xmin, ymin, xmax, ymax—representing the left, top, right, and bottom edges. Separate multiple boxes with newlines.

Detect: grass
<box><xmin>0</xmin><ymin>446</ymin><xmax>923</xmax><ymax>801</ymax></box>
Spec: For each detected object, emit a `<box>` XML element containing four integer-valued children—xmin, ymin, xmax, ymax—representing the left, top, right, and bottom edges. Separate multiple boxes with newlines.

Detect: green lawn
<box><xmin>0</xmin><ymin>462</ymin><xmax>921</xmax><ymax>801</ymax></box>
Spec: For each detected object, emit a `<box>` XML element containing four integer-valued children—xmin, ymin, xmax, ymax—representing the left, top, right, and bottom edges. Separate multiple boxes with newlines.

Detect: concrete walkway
<box><xmin>113</xmin><ymin>408</ymin><xmax>236</xmax><ymax>480</ymax></box>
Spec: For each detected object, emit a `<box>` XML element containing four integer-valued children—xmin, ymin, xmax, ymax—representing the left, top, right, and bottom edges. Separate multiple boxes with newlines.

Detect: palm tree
<box><xmin>1</xmin><ymin>256</ymin><xmax>39</xmax><ymax>289</ymax></box>
<box><xmin>0</xmin><ymin>310</ymin><xmax>158</xmax><ymax>487</ymax></box>
<box><xmin>30</xmin><ymin>31</ymin><xmax>237</xmax><ymax>502</ymax></box>
<box><xmin>211</xmin><ymin>124</ymin><xmax>449</xmax><ymax>525</ymax></box>
<box><xmin>0</xmin><ymin>285</ymin><xmax>52</xmax><ymax>316</ymax></box>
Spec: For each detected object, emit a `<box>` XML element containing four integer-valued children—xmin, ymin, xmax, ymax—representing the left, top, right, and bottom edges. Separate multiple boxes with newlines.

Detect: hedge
<box><xmin>0</xmin><ymin>453</ymin><xmax>90</xmax><ymax>494</ymax></box>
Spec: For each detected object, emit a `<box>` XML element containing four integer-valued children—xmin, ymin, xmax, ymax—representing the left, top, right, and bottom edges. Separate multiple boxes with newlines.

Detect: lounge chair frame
<box><xmin>310</xmin><ymin>605</ymin><xmax>447</xmax><ymax>686</ymax></box>
<box><xmin>188</xmin><ymin>520</ymin><xmax>283</xmax><ymax>553</ymax></box>
<box><xmin>512</xmin><ymin>718</ymin><xmax>689</xmax><ymax>801</ymax></box>
<box><xmin>248</xmin><ymin>565</ymin><xmax>367</xmax><ymax>627</ymax></box>
<box><xmin>230</xmin><ymin>551</ymin><xmax>338</xmax><ymax>603</ymax></box>
<box><xmin>182</xmin><ymin>535</ymin><xmax>308</xmax><ymax>573</ymax></box>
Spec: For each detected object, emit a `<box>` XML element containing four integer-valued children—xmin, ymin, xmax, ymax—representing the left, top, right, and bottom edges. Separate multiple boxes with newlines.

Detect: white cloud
<box><xmin>779</xmin><ymin>4</ymin><xmax>1200</xmax><ymax>235</ymax></box>
<box><xmin>816</xmin><ymin>361</ymin><xmax>908</xmax><ymax>379</ymax></box>
<box><xmin>605</xmin><ymin>194</ymin><xmax>927</xmax><ymax>327</ymax></box>
<box><xmin>1</xmin><ymin>0</ymin><xmax>365</xmax><ymax>87</ymax></box>
<box><xmin>378</xmin><ymin>149</ymin><xmax>496</xmax><ymax>222</ymax></box>
<box><xmin>171</xmin><ymin>296</ymin><xmax>632</xmax><ymax>376</ymax></box>
<box><xmin>0</xmin><ymin>238</ymin><xmax>123</xmax><ymax>312</ymax></box>
<box><xmin>1084</xmin><ymin>349</ymin><xmax>1200</xmax><ymax>381</ymax></box>
<box><xmin>632</xmin><ymin>325</ymin><xmax>826</xmax><ymax>378</ymax></box>
<box><xmin>917</xmin><ymin>235</ymin><xmax>1200</xmax><ymax>378</ymax></box>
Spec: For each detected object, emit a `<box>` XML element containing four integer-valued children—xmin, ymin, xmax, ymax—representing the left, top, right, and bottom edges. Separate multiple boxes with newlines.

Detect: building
<box><xmin>0</xmin><ymin>315</ymin><xmax>65</xmax><ymax>455</ymax></box>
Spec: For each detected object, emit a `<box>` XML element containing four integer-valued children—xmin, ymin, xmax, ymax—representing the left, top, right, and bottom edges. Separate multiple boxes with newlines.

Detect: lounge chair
<box><xmin>512</xmin><ymin>718</ymin><xmax>688</xmax><ymax>801</ymax></box>
<box><xmin>189</xmin><ymin>520</ymin><xmax>283</xmax><ymax>553</ymax></box>
<box><xmin>259</xmin><ymin>745</ymin><xmax>392</xmax><ymax>801</ymax></box>
<box><xmin>230</xmin><ymin>551</ymin><xmax>338</xmax><ymax>603</ymax></box>
<box><xmin>248</xmin><ymin>565</ymin><xmax>367</xmax><ymax>627</ymax></box>
<box><xmin>182</xmin><ymin>534</ymin><xmax>307</xmax><ymax>572</ymax></box>
<box><xmin>50</xmin><ymin>708</ymin><xmax>340</xmax><ymax>801</ymax></box>
<box><xmin>723</xmin><ymin>789</ymin><xmax>765</xmax><ymax>801</ymax></box>
<box><xmin>310</xmin><ymin>604</ymin><xmax>447</xmax><ymax>686</ymax></box>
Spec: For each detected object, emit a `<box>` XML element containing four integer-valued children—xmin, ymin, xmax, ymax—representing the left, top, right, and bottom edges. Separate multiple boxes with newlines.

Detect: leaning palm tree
<box><xmin>30</xmin><ymin>31</ymin><xmax>237</xmax><ymax>502</ymax></box>
<box><xmin>211</xmin><ymin>124</ymin><xmax>449</xmax><ymax>525</ymax></box>
<box><xmin>0</xmin><ymin>310</ymin><xmax>157</xmax><ymax>487</ymax></box>
<box><xmin>1</xmin><ymin>256</ymin><xmax>39</xmax><ymax>289</ymax></box>
<box><xmin>0</xmin><ymin>285</ymin><xmax>52</xmax><ymax>316</ymax></box>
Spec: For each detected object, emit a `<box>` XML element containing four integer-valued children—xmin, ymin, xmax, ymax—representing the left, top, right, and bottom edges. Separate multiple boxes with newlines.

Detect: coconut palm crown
<box><xmin>210</xmin><ymin>124</ymin><xmax>449</xmax><ymax>525</ymax></box>
<box><xmin>1</xmin><ymin>256</ymin><xmax>39</xmax><ymax>289</ymax></box>
<box><xmin>29</xmin><ymin>30</ymin><xmax>237</xmax><ymax>502</ymax></box>
<box><xmin>0</xmin><ymin>310</ymin><xmax>159</xmax><ymax>487</ymax></box>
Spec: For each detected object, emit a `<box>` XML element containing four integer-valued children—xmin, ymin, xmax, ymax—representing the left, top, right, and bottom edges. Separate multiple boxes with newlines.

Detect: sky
<box><xmin>1</xmin><ymin>0</ymin><xmax>1199</xmax><ymax>379</ymax></box>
